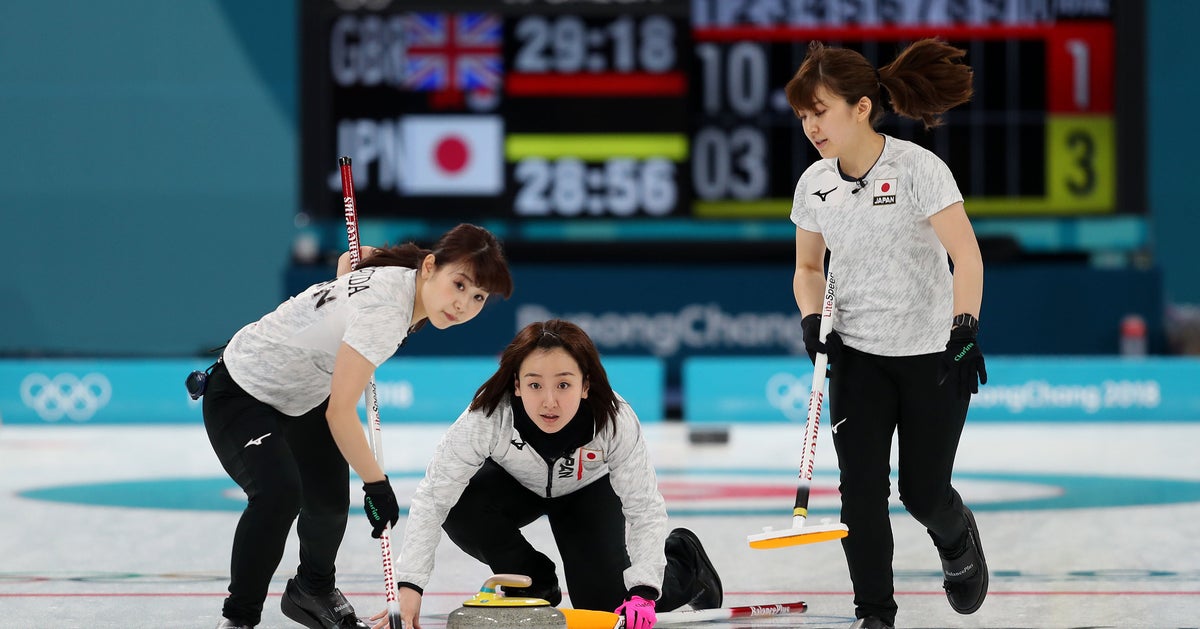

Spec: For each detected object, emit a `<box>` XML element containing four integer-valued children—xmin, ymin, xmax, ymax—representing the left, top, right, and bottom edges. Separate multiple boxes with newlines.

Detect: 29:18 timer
<box><xmin>513</xmin><ymin>157</ymin><xmax>677</xmax><ymax>217</ymax></box>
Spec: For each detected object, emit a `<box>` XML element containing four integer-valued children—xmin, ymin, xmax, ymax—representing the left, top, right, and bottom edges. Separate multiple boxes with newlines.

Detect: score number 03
<box><xmin>514</xmin><ymin>158</ymin><xmax>677</xmax><ymax>217</ymax></box>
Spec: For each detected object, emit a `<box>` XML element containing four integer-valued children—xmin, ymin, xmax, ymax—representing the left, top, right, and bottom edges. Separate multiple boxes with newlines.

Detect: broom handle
<box><xmin>339</xmin><ymin>156</ymin><xmax>402</xmax><ymax>629</ymax></box>
<box><xmin>791</xmin><ymin>271</ymin><xmax>836</xmax><ymax>529</ymax></box>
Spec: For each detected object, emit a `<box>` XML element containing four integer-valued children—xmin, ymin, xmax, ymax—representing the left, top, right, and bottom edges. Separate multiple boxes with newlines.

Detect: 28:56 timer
<box><xmin>513</xmin><ymin>157</ymin><xmax>677</xmax><ymax>217</ymax></box>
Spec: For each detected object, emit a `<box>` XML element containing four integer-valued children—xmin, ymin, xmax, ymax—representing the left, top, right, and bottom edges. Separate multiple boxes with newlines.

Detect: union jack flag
<box><xmin>404</xmin><ymin>13</ymin><xmax>502</xmax><ymax>92</ymax></box>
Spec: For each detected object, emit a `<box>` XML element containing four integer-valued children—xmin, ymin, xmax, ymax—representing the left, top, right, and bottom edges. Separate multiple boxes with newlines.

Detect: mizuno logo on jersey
<box><xmin>811</xmin><ymin>187</ymin><xmax>837</xmax><ymax>202</ymax></box>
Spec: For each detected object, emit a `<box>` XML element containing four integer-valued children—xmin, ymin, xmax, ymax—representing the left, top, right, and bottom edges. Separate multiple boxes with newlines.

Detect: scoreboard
<box><xmin>504</xmin><ymin>9</ymin><xmax>690</xmax><ymax>219</ymax></box>
<box><xmin>300</xmin><ymin>0</ymin><xmax>1136</xmax><ymax>246</ymax></box>
<box><xmin>301</xmin><ymin>0</ymin><xmax>691</xmax><ymax>223</ymax></box>
<box><xmin>690</xmin><ymin>0</ymin><xmax>1121</xmax><ymax>218</ymax></box>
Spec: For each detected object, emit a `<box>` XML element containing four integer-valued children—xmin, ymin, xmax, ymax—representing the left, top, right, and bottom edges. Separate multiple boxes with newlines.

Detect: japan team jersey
<box><xmin>223</xmin><ymin>266</ymin><xmax>416</xmax><ymax>416</ymax></box>
<box><xmin>396</xmin><ymin>394</ymin><xmax>667</xmax><ymax>594</ymax></box>
<box><xmin>791</xmin><ymin>135</ymin><xmax>963</xmax><ymax>356</ymax></box>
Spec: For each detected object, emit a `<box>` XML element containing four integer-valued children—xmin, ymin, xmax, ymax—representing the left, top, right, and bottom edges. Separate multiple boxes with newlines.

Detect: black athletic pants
<box><xmin>202</xmin><ymin>360</ymin><xmax>350</xmax><ymax>626</ymax></box>
<box><xmin>443</xmin><ymin>459</ymin><xmax>694</xmax><ymax>612</ymax></box>
<box><xmin>828</xmin><ymin>346</ymin><xmax>971</xmax><ymax>625</ymax></box>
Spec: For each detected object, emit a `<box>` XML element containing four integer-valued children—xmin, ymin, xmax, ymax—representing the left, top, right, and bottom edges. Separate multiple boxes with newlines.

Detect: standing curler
<box><xmin>200</xmin><ymin>216</ymin><xmax>512</xmax><ymax>629</ymax></box>
<box><xmin>784</xmin><ymin>39</ymin><xmax>988</xmax><ymax>629</ymax></box>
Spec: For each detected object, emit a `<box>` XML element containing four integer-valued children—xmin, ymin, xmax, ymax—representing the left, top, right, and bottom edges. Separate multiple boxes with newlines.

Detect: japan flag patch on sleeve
<box><xmin>872</xmin><ymin>178</ymin><xmax>897</xmax><ymax>206</ymax></box>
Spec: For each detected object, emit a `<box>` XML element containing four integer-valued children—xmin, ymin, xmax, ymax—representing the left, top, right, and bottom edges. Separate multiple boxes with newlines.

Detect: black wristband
<box><xmin>625</xmin><ymin>585</ymin><xmax>659</xmax><ymax>601</ymax></box>
<box><xmin>952</xmin><ymin>313</ymin><xmax>979</xmax><ymax>333</ymax></box>
<box><xmin>363</xmin><ymin>476</ymin><xmax>390</xmax><ymax>490</ymax></box>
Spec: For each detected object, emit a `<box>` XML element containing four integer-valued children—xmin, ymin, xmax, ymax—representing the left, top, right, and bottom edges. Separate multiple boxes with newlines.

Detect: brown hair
<box><xmin>785</xmin><ymin>39</ymin><xmax>973</xmax><ymax>130</ymax></box>
<box><xmin>470</xmin><ymin>319</ymin><xmax>620</xmax><ymax>434</ymax></box>
<box><xmin>358</xmin><ymin>223</ymin><xmax>514</xmax><ymax>299</ymax></box>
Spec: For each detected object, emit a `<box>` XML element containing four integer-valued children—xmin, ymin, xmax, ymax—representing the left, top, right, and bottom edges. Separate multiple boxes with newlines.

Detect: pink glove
<box><xmin>615</xmin><ymin>595</ymin><xmax>656</xmax><ymax>629</ymax></box>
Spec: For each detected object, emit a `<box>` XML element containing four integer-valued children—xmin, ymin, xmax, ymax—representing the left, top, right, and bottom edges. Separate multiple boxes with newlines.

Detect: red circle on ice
<box><xmin>880</xmin><ymin>182</ymin><xmax>890</xmax><ymax>192</ymax></box>
<box><xmin>434</xmin><ymin>136</ymin><xmax>469</xmax><ymax>173</ymax></box>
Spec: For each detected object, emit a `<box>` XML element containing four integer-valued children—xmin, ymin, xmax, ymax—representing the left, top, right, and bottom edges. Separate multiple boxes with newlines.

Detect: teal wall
<box><xmin>1147</xmin><ymin>1</ymin><xmax>1200</xmax><ymax>304</ymax></box>
<box><xmin>0</xmin><ymin>1</ymin><xmax>1194</xmax><ymax>356</ymax></box>
<box><xmin>0</xmin><ymin>1</ymin><xmax>296</xmax><ymax>355</ymax></box>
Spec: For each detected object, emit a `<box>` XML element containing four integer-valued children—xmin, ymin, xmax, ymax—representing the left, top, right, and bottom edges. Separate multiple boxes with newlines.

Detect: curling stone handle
<box><xmin>482</xmin><ymin>574</ymin><xmax>533</xmax><ymax>591</ymax></box>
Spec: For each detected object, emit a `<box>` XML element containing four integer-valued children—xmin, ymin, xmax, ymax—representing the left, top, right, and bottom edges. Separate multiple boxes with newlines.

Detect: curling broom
<box><xmin>747</xmin><ymin>271</ymin><xmax>849</xmax><ymax>549</ymax></box>
<box><xmin>559</xmin><ymin>601</ymin><xmax>807</xmax><ymax>628</ymax></box>
<box><xmin>339</xmin><ymin>156</ymin><xmax>402</xmax><ymax>629</ymax></box>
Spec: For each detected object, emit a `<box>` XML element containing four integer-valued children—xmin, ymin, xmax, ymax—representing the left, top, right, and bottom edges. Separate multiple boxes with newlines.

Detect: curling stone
<box><xmin>446</xmin><ymin>574</ymin><xmax>567</xmax><ymax>628</ymax></box>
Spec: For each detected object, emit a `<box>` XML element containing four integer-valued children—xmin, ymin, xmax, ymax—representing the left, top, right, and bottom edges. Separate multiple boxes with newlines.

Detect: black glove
<box><xmin>362</xmin><ymin>477</ymin><xmax>399</xmax><ymax>539</ymax></box>
<box><xmin>938</xmin><ymin>322</ymin><xmax>988</xmax><ymax>399</ymax></box>
<box><xmin>801</xmin><ymin>314</ymin><xmax>843</xmax><ymax>366</ymax></box>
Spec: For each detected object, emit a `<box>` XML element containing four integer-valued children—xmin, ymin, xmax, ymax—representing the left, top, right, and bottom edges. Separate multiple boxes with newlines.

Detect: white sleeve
<box><xmin>790</xmin><ymin>171</ymin><xmax>820</xmax><ymax>233</ymax></box>
<box><xmin>605</xmin><ymin>400</ymin><xmax>669</xmax><ymax>597</ymax></box>
<box><xmin>911</xmin><ymin>149</ymin><xmax>964</xmax><ymax>219</ymax></box>
<box><xmin>394</xmin><ymin>406</ymin><xmax>499</xmax><ymax>589</ymax></box>
<box><xmin>343</xmin><ymin>304</ymin><xmax>407</xmax><ymax>366</ymax></box>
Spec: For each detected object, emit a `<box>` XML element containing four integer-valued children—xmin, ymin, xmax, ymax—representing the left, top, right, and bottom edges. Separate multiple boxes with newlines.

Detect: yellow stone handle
<box><xmin>482</xmin><ymin>574</ymin><xmax>532</xmax><ymax>591</ymax></box>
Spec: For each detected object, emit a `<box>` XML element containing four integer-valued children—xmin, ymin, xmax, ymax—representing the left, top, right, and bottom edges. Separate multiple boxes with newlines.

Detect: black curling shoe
<box><xmin>281</xmin><ymin>578</ymin><xmax>369</xmax><ymax>629</ymax></box>
<box><xmin>939</xmin><ymin>505</ymin><xmax>989</xmax><ymax>614</ymax></box>
<box><xmin>668</xmin><ymin>527</ymin><xmax>723</xmax><ymax>609</ymax></box>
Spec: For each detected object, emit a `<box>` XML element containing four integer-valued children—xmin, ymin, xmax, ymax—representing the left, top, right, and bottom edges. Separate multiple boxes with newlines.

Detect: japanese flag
<box><xmin>401</xmin><ymin>115</ymin><xmax>503</xmax><ymax>195</ymax></box>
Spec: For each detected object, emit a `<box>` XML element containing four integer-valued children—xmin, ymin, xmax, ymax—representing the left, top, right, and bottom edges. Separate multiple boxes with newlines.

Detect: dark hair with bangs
<box><xmin>785</xmin><ymin>39</ymin><xmax>974</xmax><ymax>130</ymax></box>
<box><xmin>357</xmin><ymin>223</ymin><xmax>512</xmax><ymax>333</ymax></box>
<box><xmin>358</xmin><ymin>223</ymin><xmax>513</xmax><ymax>298</ymax></box>
<box><xmin>470</xmin><ymin>319</ymin><xmax>621</xmax><ymax>434</ymax></box>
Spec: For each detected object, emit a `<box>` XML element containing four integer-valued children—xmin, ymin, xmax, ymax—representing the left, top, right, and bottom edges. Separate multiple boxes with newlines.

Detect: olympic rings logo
<box><xmin>20</xmin><ymin>373</ymin><xmax>112</xmax><ymax>422</ymax></box>
<box><xmin>765</xmin><ymin>372</ymin><xmax>813</xmax><ymax>422</ymax></box>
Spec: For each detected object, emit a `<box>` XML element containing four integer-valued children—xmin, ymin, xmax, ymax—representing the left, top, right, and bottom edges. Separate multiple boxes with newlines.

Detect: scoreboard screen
<box><xmin>301</xmin><ymin>0</ymin><xmax>690</xmax><ymax>223</ymax></box>
<box><xmin>690</xmin><ymin>0</ymin><xmax>1122</xmax><ymax>218</ymax></box>
<box><xmin>300</xmin><ymin>0</ymin><xmax>1136</xmax><ymax>240</ymax></box>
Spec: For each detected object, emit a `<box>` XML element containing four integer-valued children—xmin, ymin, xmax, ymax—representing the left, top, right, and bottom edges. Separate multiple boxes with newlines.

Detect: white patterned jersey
<box><xmin>395</xmin><ymin>395</ymin><xmax>668</xmax><ymax>595</ymax></box>
<box><xmin>790</xmin><ymin>135</ymin><xmax>963</xmax><ymax>356</ymax></box>
<box><xmin>223</xmin><ymin>266</ymin><xmax>416</xmax><ymax>416</ymax></box>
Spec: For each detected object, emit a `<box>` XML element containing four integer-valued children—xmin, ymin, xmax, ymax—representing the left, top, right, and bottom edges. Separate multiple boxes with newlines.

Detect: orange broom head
<box><xmin>748</xmin><ymin>522</ymin><xmax>849</xmax><ymax>549</ymax></box>
<box><xmin>559</xmin><ymin>607</ymin><xmax>621</xmax><ymax>629</ymax></box>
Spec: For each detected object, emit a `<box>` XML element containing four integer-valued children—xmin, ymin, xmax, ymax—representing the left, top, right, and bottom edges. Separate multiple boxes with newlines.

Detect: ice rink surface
<box><xmin>2</xmin><ymin>421</ymin><xmax>1198</xmax><ymax>628</ymax></box>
